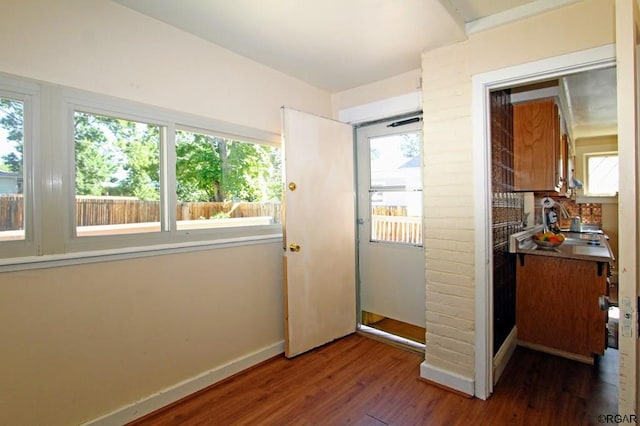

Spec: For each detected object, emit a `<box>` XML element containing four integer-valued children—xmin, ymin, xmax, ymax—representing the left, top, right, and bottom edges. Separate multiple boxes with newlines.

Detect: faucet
<box><xmin>555</xmin><ymin>201</ymin><xmax>570</xmax><ymax>220</ymax></box>
<box><xmin>541</xmin><ymin>197</ymin><xmax>569</xmax><ymax>233</ymax></box>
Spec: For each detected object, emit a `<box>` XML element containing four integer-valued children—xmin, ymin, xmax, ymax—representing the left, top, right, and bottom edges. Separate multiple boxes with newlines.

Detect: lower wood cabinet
<box><xmin>516</xmin><ymin>254</ymin><xmax>608</xmax><ymax>363</ymax></box>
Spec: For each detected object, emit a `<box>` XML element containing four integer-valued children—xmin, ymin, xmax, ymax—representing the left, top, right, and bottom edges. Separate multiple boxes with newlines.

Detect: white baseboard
<box><xmin>82</xmin><ymin>340</ymin><xmax>285</xmax><ymax>426</ymax></box>
<box><xmin>493</xmin><ymin>327</ymin><xmax>517</xmax><ymax>385</ymax></box>
<box><xmin>420</xmin><ymin>361</ymin><xmax>475</xmax><ymax>397</ymax></box>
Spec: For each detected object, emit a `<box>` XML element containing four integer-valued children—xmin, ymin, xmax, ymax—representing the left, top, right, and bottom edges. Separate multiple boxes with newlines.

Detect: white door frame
<box><xmin>472</xmin><ymin>44</ymin><xmax>617</xmax><ymax>399</ymax></box>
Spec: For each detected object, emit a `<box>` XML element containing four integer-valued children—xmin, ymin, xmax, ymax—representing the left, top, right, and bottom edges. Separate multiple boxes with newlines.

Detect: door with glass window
<box><xmin>356</xmin><ymin>117</ymin><xmax>425</xmax><ymax>340</ymax></box>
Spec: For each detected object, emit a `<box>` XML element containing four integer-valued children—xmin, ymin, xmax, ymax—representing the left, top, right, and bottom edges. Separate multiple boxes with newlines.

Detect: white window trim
<box><xmin>0</xmin><ymin>76</ymin><xmax>41</xmax><ymax>259</ymax></box>
<box><xmin>0</xmin><ymin>73</ymin><xmax>283</xmax><ymax>266</ymax></box>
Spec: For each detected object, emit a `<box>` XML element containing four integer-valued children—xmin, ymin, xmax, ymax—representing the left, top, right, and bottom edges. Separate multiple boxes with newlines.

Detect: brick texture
<box><xmin>422</xmin><ymin>41</ymin><xmax>475</xmax><ymax>378</ymax></box>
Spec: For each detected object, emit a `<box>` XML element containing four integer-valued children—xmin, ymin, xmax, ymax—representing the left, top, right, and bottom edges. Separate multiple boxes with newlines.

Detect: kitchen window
<box><xmin>585</xmin><ymin>152</ymin><xmax>618</xmax><ymax>196</ymax></box>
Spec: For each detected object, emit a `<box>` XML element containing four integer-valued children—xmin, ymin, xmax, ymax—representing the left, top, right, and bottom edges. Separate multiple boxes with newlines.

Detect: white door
<box><xmin>615</xmin><ymin>0</ymin><xmax>639</xmax><ymax>414</ymax></box>
<box><xmin>281</xmin><ymin>107</ymin><xmax>356</xmax><ymax>358</ymax></box>
<box><xmin>356</xmin><ymin>117</ymin><xmax>425</xmax><ymax>328</ymax></box>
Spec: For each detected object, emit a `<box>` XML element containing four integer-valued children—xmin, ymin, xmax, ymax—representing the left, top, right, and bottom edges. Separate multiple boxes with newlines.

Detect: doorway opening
<box><xmin>473</xmin><ymin>45</ymin><xmax>619</xmax><ymax>399</ymax></box>
<box><xmin>354</xmin><ymin>114</ymin><xmax>426</xmax><ymax>352</ymax></box>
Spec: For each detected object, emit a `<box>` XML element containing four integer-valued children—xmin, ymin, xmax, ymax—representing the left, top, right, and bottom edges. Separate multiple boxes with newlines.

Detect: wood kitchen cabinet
<box><xmin>516</xmin><ymin>254</ymin><xmax>608</xmax><ymax>363</ymax></box>
<box><xmin>513</xmin><ymin>98</ymin><xmax>564</xmax><ymax>192</ymax></box>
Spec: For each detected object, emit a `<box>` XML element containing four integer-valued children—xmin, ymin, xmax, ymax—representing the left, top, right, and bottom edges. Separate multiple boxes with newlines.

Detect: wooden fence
<box><xmin>371</xmin><ymin>214</ymin><xmax>422</xmax><ymax>244</ymax></box>
<box><xmin>0</xmin><ymin>195</ymin><xmax>281</xmax><ymax>229</ymax></box>
<box><xmin>0</xmin><ymin>195</ymin><xmax>22</xmax><ymax>231</ymax></box>
<box><xmin>370</xmin><ymin>205</ymin><xmax>422</xmax><ymax>244</ymax></box>
<box><xmin>0</xmin><ymin>195</ymin><xmax>420</xmax><ymax>244</ymax></box>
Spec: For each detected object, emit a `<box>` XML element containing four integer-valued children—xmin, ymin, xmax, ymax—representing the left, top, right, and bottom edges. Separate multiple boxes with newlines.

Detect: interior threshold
<box><xmin>357</xmin><ymin>324</ymin><xmax>425</xmax><ymax>355</ymax></box>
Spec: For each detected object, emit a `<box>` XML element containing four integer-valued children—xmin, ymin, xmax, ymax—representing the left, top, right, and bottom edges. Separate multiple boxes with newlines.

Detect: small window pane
<box><xmin>587</xmin><ymin>154</ymin><xmax>618</xmax><ymax>195</ymax></box>
<box><xmin>370</xmin><ymin>132</ymin><xmax>421</xmax><ymax>189</ymax></box>
<box><xmin>370</xmin><ymin>191</ymin><xmax>422</xmax><ymax>244</ymax></box>
<box><xmin>0</xmin><ymin>97</ymin><xmax>25</xmax><ymax>241</ymax></box>
<box><xmin>74</xmin><ymin>111</ymin><xmax>161</xmax><ymax>236</ymax></box>
<box><xmin>368</xmin><ymin>131</ymin><xmax>422</xmax><ymax>245</ymax></box>
<box><xmin>175</xmin><ymin>130</ymin><xmax>281</xmax><ymax>230</ymax></box>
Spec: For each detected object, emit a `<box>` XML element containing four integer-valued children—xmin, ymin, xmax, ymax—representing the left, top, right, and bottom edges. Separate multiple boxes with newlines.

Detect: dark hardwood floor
<box><xmin>129</xmin><ymin>334</ymin><xmax>618</xmax><ymax>426</ymax></box>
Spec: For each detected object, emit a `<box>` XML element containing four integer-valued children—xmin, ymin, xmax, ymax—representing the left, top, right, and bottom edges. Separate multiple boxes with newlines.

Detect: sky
<box><xmin>0</xmin><ymin>127</ymin><xmax>13</xmax><ymax>158</ymax></box>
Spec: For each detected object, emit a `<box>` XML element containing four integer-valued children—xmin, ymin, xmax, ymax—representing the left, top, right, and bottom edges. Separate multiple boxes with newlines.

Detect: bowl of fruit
<box><xmin>532</xmin><ymin>231</ymin><xmax>565</xmax><ymax>249</ymax></box>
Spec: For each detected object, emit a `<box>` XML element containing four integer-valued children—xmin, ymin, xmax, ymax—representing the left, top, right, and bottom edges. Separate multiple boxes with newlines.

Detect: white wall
<box><xmin>0</xmin><ymin>244</ymin><xmax>284</xmax><ymax>425</ymax></box>
<box><xmin>331</xmin><ymin>69</ymin><xmax>422</xmax><ymax>118</ymax></box>
<box><xmin>0</xmin><ymin>1</ymin><xmax>333</xmax><ymax>424</ymax></box>
<box><xmin>0</xmin><ymin>0</ymin><xmax>331</xmax><ymax>135</ymax></box>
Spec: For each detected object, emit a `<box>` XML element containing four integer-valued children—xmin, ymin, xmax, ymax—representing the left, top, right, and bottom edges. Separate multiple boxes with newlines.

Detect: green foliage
<box><xmin>224</xmin><ymin>141</ymin><xmax>280</xmax><ymax>202</ymax></box>
<box><xmin>1</xmin><ymin>101</ymin><xmax>280</xmax><ymax>205</ymax></box>
<box><xmin>176</xmin><ymin>132</ymin><xmax>223</xmax><ymax>202</ymax></box>
<box><xmin>74</xmin><ymin>112</ymin><xmax>118</xmax><ymax>196</ymax></box>
<box><xmin>114</xmin><ymin>120</ymin><xmax>160</xmax><ymax>200</ymax></box>
<box><xmin>0</xmin><ymin>98</ymin><xmax>24</xmax><ymax>175</ymax></box>
<box><xmin>176</xmin><ymin>131</ymin><xmax>281</xmax><ymax>203</ymax></box>
<box><xmin>74</xmin><ymin>113</ymin><xmax>160</xmax><ymax>200</ymax></box>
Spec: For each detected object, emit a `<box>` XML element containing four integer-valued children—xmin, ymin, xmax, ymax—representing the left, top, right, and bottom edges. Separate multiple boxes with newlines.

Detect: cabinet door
<box><xmin>513</xmin><ymin>99</ymin><xmax>560</xmax><ymax>191</ymax></box>
<box><xmin>516</xmin><ymin>255</ymin><xmax>607</xmax><ymax>359</ymax></box>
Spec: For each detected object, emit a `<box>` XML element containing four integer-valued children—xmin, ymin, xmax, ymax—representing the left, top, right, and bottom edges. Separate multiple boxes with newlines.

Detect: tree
<box><xmin>74</xmin><ymin>113</ymin><xmax>161</xmax><ymax>200</ymax></box>
<box><xmin>175</xmin><ymin>130</ymin><xmax>282</xmax><ymax>203</ymax></box>
<box><xmin>400</xmin><ymin>133</ymin><xmax>420</xmax><ymax>158</ymax></box>
<box><xmin>0</xmin><ymin>98</ymin><xmax>24</xmax><ymax>176</ymax></box>
<box><xmin>224</xmin><ymin>141</ymin><xmax>281</xmax><ymax>202</ymax></box>
<box><xmin>74</xmin><ymin>112</ymin><xmax>118</xmax><ymax>195</ymax></box>
<box><xmin>114</xmin><ymin>120</ymin><xmax>160</xmax><ymax>200</ymax></box>
<box><xmin>175</xmin><ymin>132</ymin><xmax>223</xmax><ymax>202</ymax></box>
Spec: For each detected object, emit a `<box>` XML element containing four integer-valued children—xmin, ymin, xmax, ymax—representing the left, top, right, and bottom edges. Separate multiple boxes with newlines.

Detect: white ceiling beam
<box><xmin>465</xmin><ymin>0</ymin><xmax>581</xmax><ymax>34</ymax></box>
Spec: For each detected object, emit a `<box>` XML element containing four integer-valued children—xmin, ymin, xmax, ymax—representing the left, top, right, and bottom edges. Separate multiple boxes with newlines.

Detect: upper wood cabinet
<box><xmin>513</xmin><ymin>98</ymin><xmax>563</xmax><ymax>192</ymax></box>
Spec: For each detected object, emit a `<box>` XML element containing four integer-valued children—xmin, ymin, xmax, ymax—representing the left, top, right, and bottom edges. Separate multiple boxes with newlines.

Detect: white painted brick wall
<box><xmin>422</xmin><ymin>40</ymin><xmax>475</xmax><ymax>379</ymax></box>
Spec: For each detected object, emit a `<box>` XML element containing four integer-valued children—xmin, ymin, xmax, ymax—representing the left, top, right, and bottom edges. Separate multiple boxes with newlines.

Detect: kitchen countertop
<box><xmin>517</xmin><ymin>232</ymin><xmax>615</xmax><ymax>263</ymax></box>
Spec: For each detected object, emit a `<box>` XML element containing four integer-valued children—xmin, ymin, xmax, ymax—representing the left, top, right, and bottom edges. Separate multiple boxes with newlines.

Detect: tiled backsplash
<box><xmin>533</xmin><ymin>195</ymin><xmax>602</xmax><ymax>229</ymax></box>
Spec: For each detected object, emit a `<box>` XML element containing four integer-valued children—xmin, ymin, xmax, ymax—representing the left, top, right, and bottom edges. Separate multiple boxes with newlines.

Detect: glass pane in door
<box><xmin>368</xmin><ymin>132</ymin><xmax>422</xmax><ymax>245</ymax></box>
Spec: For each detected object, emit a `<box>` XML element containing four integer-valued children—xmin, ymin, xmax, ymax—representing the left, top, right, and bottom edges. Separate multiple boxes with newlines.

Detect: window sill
<box><xmin>575</xmin><ymin>195</ymin><xmax>618</xmax><ymax>204</ymax></box>
<box><xmin>0</xmin><ymin>233</ymin><xmax>283</xmax><ymax>273</ymax></box>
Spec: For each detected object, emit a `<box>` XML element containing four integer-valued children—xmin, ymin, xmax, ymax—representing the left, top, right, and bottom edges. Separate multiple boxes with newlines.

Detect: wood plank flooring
<box><xmin>129</xmin><ymin>334</ymin><xmax>618</xmax><ymax>426</ymax></box>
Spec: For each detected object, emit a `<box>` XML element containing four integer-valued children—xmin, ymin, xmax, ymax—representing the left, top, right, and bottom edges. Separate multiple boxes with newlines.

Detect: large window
<box><xmin>585</xmin><ymin>152</ymin><xmax>618</xmax><ymax>196</ymax></box>
<box><xmin>74</xmin><ymin>111</ymin><xmax>161</xmax><ymax>236</ymax></box>
<box><xmin>175</xmin><ymin>129</ymin><xmax>281</xmax><ymax>231</ymax></box>
<box><xmin>0</xmin><ymin>75</ymin><xmax>282</xmax><ymax>263</ymax></box>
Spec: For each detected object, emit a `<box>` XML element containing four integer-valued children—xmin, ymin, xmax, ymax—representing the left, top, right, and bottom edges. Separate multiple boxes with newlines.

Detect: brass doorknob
<box><xmin>289</xmin><ymin>243</ymin><xmax>301</xmax><ymax>252</ymax></box>
<box><xmin>288</xmin><ymin>182</ymin><xmax>297</xmax><ymax>191</ymax></box>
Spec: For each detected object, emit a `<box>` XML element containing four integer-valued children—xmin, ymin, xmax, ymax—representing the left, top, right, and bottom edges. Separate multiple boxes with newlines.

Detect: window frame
<box><xmin>0</xmin><ymin>76</ymin><xmax>40</xmax><ymax>259</ymax></box>
<box><xmin>0</xmin><ymin>76</ymin><xmax>283</xmax><ymax>265</ymax></box>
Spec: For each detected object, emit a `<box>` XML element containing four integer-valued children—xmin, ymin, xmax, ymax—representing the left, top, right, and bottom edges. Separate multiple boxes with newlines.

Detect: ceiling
<box><xmin>112</xmin><ymin>0</ymin><xmax>539</xmax><ymax>92</ymax></box>
<box><xmin>561</xmin><ymin>67</ymin><xmax>618</xmax><ymax>139</ymax></box>
<box><xmin>111</xmin><ymin>0</ymin><xmax>616</xmax><ymax>138</ymax></box>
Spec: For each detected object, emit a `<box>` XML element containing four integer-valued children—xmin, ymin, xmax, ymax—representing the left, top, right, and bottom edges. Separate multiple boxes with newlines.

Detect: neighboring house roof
<box><xmin>400</xmin><ymin>156</ymin><xmax>420</xmax><ymax>168</ymax></box>
<box><xmin>0</xmin><ymin>170</ymin><xmax>19</xmax><ymax>178</ymax></box>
